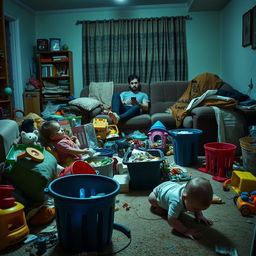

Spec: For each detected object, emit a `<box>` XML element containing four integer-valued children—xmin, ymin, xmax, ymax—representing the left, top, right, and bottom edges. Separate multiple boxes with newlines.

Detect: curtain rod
<box><xmin>75</xmin><ymin>15</ymin><xmax>191</xmax><ymax>25</ymax></box>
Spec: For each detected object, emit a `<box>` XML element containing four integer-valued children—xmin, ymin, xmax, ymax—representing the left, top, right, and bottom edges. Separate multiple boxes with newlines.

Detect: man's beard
<box><xmin>129</xmin><ymin>85</ymin><xmax>138</xmax><ymax>92</ymax></box>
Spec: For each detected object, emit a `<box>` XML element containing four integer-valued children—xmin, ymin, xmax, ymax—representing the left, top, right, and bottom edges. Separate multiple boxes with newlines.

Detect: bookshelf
<box><xmin>37</xmin><ymin>50</ymin><xmax>74</xmax><ymax>110</ymax></box>
<box><xmin>0</xmin><ymin>0</ymin><xmax>12</xmax><ymax>119</ymax></box>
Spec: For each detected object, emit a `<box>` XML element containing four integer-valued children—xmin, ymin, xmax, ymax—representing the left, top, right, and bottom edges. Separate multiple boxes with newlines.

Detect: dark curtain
<box><xmin>82</xmin><ymin>16</ymin><xmax>188</xmax><ymax>85</ymax></box>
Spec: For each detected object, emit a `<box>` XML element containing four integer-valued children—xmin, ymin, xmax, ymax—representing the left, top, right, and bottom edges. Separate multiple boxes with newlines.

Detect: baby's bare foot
<box><xmin>108</xmin><ymin>111</ymin><xmax>120</xmax><ymax>124</ymax></box>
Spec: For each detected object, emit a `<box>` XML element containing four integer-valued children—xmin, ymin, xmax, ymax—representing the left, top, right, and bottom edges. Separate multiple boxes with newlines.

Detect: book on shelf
<box><xmin>41</xmin><ymin>64</ymin><xmax>56</xmax><ymax>77</ymax></box>
<box><xmin>52</xmin><ymin>56</ymin><xmax>68</xmax><ymax>61</ymax></box>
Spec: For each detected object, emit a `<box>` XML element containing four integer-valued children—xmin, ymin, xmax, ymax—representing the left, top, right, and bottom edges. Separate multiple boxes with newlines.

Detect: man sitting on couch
<box><xmin>108</xmin><ymin>74</ymin><xmax>150</xmax><ymax>124</ymax></box>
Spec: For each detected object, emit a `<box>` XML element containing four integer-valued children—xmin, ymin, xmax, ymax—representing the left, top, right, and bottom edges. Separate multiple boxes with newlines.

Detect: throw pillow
<box><xmin>89</xmin><ymin>81</ymin><xmax>114</xmax><ymax>109</ymax></box>
<box><xmin>69</xmin><ymin>97</ymin><xmax>102</xmax><ymax>111</ymax></box>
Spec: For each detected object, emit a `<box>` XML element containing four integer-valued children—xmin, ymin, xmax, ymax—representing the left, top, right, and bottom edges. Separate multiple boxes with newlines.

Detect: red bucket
<box><xmin>199</xmin><ymin>142</ymin><xmax>236</xmax><ymax>182</ymax></box>
<box><xmin>0</xmin><ymin>185</ymin><xmax>16</xmax><ymax>209</ymax></box>
<box><xmin>0</xmin><ymin>185</ymin><xmax>15</xmax><ymax>198</ymax></box>
<box><xmin>58</xmin><ymin>161</ymin><xmax>96</xmax><ymax>177</ymax></box>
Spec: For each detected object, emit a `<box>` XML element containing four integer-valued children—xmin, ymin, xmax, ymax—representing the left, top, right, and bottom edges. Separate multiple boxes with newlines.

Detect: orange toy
<box><xmin>17</xmin><ymin>147</ymin><xmax>44</xmax><ymax>162</ymax></box>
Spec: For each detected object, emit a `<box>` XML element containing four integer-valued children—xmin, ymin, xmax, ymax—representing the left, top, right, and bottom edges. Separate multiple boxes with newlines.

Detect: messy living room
<box><xmin>0</xmin><ymin>0</ymin><xmax>256</xmax><ymax>255</ymax></box>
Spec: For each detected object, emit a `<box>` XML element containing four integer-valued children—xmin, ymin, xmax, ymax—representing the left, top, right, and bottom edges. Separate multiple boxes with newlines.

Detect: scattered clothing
<box><xmin>54</xmin><ymin>135</ymin><xmax>82</xmax><ymax>165</ymax></box>
<box><xmin>170</xmin><ymin>73</ymin><xmax>224</xmax><ymax>127</ymax></box>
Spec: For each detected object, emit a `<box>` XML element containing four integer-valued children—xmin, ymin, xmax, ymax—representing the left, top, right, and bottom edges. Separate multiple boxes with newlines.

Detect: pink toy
<box><xmin>148</xmin><ymin>121</ymin><xmax>168</xmax><ymax>148</ymax></box>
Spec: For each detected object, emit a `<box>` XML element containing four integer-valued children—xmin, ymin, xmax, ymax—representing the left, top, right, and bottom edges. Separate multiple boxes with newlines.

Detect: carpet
<box><xmin>1</xmin><ymin>156</ymin><xmax>255</xmax><ymax>256</ymax></box>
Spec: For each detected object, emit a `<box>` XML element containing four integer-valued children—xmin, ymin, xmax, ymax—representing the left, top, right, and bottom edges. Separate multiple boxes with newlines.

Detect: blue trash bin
<box><xmin>169</xmin><ymin>129</ymin><xmax>202</xmax><ymax>166</ymax></box>
<box><xmin>45</xmin><ymin>174</ymin><xmax>120</xmax><ymax>253</ymax></box>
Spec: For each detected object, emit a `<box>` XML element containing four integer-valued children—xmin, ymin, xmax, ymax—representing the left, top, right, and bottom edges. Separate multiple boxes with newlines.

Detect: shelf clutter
<box><xmin>37</xmin><ymin>50</ymin><xmax>74</xmax><ymax>112</ymax></box>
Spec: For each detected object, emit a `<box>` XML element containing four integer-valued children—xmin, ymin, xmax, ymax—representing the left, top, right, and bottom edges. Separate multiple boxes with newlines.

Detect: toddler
<box><xmin>148</xmin><ymin>177</ymin><xmax>213</xmax><ymax>240</ymax></box>
<box><xmin>39</xmin><ymin>120</ymin><xmax>95</xmax><ymax>166</ymax></box>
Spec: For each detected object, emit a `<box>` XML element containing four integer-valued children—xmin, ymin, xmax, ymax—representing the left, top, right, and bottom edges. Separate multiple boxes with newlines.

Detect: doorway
<box><xmin>5</xmin><ymin>15</ymin><xmax>23</xmax><ymax>111</ymax></box>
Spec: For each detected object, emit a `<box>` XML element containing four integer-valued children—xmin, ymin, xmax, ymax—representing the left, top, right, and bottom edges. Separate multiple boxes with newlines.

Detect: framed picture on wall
<box><xmin>50</xmin><ymin>38</ymin><xmax>61</xmax><ymax>51</ymax></box>
<box><xmin>37</xmin><ymin>39</ymin><xmax>48</xmax><ymax>51</ymax></box>
<box><xmin>252</xmin><ymin>6</ymin><xmax>256</xmax><ymax>49</ymax></box>
<box><xmin>242</xmin><ymin>10</ymin><xmax>252</xmax><ymax>47</ymax></box>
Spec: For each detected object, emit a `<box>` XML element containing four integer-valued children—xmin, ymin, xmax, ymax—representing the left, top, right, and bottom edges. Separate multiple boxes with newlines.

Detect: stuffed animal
<box><xmin>20</xmin><ymin>130</ymin><xmax>40</xmax><ymax>145</ymax></box>
<box><xmin>20</xmin><ymin>119</ymin><xmax>35</xmax><ymax>133</ymax></box>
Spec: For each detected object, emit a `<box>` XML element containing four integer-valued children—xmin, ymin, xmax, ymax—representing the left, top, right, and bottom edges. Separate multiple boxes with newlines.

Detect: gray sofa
<box><xmin>67</xmin><ymin>81</ymin><xmax>255</xmax><ymax>154</ymax></box>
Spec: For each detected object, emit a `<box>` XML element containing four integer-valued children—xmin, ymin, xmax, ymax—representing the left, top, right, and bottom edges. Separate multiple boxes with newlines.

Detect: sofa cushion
<box><xmin>183</xmin><ymin>116</ymin><xmax>193</xmax><ymax>128</ymax></box>
<box><xmin>150</xmin><ymin>81</ymin><xmax>188</xmax><ymax>114</ymax></box>
<box><xmin>69</xmin><ymin>97</ymin><xmax>102</xmax><ymax>111</ymax></box>
<box><xmin>150</xmin><ymin>113</ymin><xmax>176</xmax><ymax>130</ymax></box>
<box><xmin>89</xmin><ymin>81</ymin><xmax>114</xmax><ymax>108</ymax></box>
<box><xmin>119</xmin><ymin>114</ymin><xmax>151</xmax><ymax>131</ymax></box>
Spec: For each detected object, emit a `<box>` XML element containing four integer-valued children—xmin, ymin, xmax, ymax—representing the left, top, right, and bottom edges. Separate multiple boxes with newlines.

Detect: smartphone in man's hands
<box><xmin>131</xmin><ymin>97</ymin><xmax>136</xmax><ymax>104</ymax></box>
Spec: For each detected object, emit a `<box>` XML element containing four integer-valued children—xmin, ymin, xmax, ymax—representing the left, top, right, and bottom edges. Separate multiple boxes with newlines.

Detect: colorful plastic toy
<box><xmin>223</xmin><ymin>171</ymin><xmax>256</xmax><ymax>194</ymax></box>
<box><xmin>92</xmin><ymin>118</ymin><xmax>119</xmax><ymax>140</ymax></box>
<box><xmin>234</xmin><ymin>190</ymin><xmax>256</xmax><ymax>216</ymax></box>
<box><xmin>148</xmin><ymin>121</ymin><xmax>168</xmax><ymax>149</ymax></box>
<box><xmin>0</xmin><ymin>185</ymin><xmax>29</xmax><ymax>250</ymax></box>
<box><xmin>93</xmin><ymin>118</ymin><xmax>108</xmax><ymax>140</ymax></box>
<box><xmin>17</xmin><ymin>147</ymin><xmax>44</xmax><ymax>162</ymax></box>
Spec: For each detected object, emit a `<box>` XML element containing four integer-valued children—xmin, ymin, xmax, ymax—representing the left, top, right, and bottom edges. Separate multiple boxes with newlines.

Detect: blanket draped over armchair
<box><xmin>170</xmin><ymin>72</ymin><xmax>236</xmax><ymax>127</ymax></box>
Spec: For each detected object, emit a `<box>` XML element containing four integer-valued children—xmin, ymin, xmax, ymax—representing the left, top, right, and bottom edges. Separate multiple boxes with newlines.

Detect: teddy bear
<box><xmin>20</xmin><ymin>130</ymin><xmax>40</xmax><ymax>145</ymax></box>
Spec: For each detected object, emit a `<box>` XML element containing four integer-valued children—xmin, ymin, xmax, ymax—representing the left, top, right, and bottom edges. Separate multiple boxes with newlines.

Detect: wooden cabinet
<box><xmin>23</xmin><ymin>91</ymin><xmax>41</xmax><ymax>115</ymax></box>
<box><xmin>0</xmin><ymin>0</ymin><xmax>12</xmax><ymax>119</ymax></box>
<box><xmin>37</xmin><ymin>51</ymin><xmax>74</xmax><ymax>111</ymax></box>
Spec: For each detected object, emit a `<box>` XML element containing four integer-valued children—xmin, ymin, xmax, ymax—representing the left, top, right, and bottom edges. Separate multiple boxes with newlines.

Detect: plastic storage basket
<box><xmin>239</xmin><ymin>137</ymin><xmax>256</xmax><ymax>174</ymax></box>
<box><xmin>123</xmin><ymin>149</ymin><xmax>164</xmax><ymax>190</ymax></box>
<box><xmin>88</xmin><ymin>156</ymin><xmax>114</xmax><ymax>177</ymax></box>
<box><xmin>45</xmin><ymin>174</ymin><xmax>120</xmax><ymax>253</ymax></box>
<box><xmin>169</xmin><ymin>129</ymin><xmax>202</xmax><ymax>166</ymax></box>
<box><xmin>199</xmin><ymin>142</ymin><xmax>237</xmax><ymax>182</ymax></box>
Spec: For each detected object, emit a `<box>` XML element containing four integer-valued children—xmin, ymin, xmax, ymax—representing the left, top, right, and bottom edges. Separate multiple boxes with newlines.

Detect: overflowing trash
<box><xmin>88</xmin><ymin>157</ymin><xmax>113</xmax><ymax>167</ymax></box>
<box><xmin>127</xmin><ymin>149</ymin><xmax>160</xmax><ymax>163</ymax></box>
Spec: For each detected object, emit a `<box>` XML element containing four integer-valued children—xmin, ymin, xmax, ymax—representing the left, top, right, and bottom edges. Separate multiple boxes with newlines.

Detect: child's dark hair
<box><xmin>39</xmin><ymin>120</ymin><xmax>58</xmax><ymax>146</ymax></box>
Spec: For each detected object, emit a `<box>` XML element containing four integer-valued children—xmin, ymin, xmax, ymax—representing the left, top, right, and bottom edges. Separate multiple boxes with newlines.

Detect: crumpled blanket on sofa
<box><xmin>169</xmin><ymin>72</ymin><xmax>224</xmax><ymax>127</ymax></box>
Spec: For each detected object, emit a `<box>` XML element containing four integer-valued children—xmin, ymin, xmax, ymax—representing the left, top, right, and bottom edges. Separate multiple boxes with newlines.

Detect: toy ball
<box><xmin>4</xmin><ymin>87</ymin><xmax>12</xmax><ymax>95</ymax></box>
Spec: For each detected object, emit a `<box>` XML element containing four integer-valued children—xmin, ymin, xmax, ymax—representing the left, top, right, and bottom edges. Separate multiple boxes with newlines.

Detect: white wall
<box><xmin>4</xmin><ymin>0</ymin><xmax>35</xmax><ymax>92</ymax></box>
<box><xmin>221</xmin><ymin>0</ymin><xmax>256</xmax><ymax>99</ymax></box>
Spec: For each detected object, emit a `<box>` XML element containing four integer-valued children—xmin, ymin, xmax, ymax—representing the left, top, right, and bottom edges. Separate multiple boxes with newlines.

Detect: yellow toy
<box><xmin>92</xmin><ymin>118</ymin><xmax>119</xmax><ymax>140</ymax></box>
<box><xmin>223</xmin><ymin>171</ymin><xmax>256</xmax><ymax>194</ymax></box>
<box><xmin>0</xmin><ymin>202</ymin><xmax>30</xmax><ymax>250</ymax></box>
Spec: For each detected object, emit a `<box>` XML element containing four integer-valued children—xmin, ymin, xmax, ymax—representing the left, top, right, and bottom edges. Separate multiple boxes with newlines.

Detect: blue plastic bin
<box><xmin>123</xmin><ymin>149</ymin><xmax>164</xmax><ymax>190</ymax></box>
<box><xmin>96</xmin><ymin>148</ymin><xmax>115</xmax><ymax>157</ymax></box>
<box><xmin>45</xmin><ymin>174</ymin><xmax>120</xmax><ymax>253</ymax></box>
<box><xmin>169</xmin><ymin>129</ymin><xmax>202</xmax><ymax>166</ymax></box>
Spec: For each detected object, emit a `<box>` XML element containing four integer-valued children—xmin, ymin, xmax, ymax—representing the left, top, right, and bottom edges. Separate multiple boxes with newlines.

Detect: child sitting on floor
<box><xmin>39</xmin><ymin>120</ymin><xmax>95</xmax><ymax>167</ymax></box>
<box><xmin>148</xmin><ymin>177</ymin><xmax>213</xmax><ymax>240</ymax></box>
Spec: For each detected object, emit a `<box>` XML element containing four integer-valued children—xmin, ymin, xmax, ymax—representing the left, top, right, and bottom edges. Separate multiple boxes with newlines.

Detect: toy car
<box><xmin>234</xmin><ymin>191</ymin><xmax>256</xmax><ymax>216</ymax></box>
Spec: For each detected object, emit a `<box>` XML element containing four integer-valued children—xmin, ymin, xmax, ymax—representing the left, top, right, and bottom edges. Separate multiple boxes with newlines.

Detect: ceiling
<box><xmin>14</xmin><ymin>0</ymin><xmax>231</xmax><ymax>13</ymax></box>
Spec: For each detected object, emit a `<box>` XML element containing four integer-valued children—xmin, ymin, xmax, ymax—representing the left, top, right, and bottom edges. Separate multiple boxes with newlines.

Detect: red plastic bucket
<box><xmin>58</xmin><ymin>161</ymin><xmax>96</xmax><ymax>177</ymax></box>
<box><xmin>0</xmin><ymin>185</ymin><xmax>15</xmax><ymax>198</ymax></box>
<box><xmin>0</xmin><ymin>197</ymin><xmax>16</xmax><ymax>209</ymax></box>
<box><xmin>72</xmin><ymin>161</ymin><xmax>96</xmax><ymax>175</ymax></box>
<box><xmin>0</xmin><ymin>185</ymin><xmax>15</xmax><ymax>209</ymax></box>
<box><xmin>199</xmin><ymin>142</ymin><xmax>236</xmax><ymax>182</ymax></box>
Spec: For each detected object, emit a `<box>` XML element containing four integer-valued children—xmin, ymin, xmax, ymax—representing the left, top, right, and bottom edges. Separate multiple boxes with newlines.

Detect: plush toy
<box><xmin>20</xmin><ymin>119</ymin><xmax>35</xmax><ymax>133</ymax></box>
<box><xmin>20</xmin><ymin>130</ymin><xmax>40</xmax><ymax>145</ymax></box>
